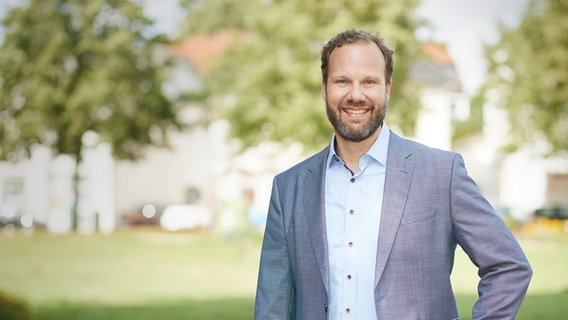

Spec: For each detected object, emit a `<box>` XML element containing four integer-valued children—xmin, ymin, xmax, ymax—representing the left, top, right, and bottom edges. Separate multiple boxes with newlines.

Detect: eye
<box><xmin>363</xmin><ymin>79</ymin><xmax>377</xmax><ymax>86</ymax></box>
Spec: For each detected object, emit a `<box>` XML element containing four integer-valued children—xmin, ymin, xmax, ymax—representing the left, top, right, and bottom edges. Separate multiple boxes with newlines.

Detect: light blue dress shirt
<box><xmin>324</xmin><ymin>123</ymin><xmax>390</xmax><ymax>319</ymax></box>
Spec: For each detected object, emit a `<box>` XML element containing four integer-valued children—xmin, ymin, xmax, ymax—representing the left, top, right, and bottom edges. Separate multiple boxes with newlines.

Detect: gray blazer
<box><xmin>255</xmin><ymin>131</ymin><xmax>532</xmax><ymax>319</ymax></box>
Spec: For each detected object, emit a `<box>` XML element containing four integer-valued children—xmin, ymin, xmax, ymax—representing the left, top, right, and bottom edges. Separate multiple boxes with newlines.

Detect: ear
<box><xmin>385</xmin><ymin>79</ymin><xmax>392</xmax><ymax>102</ymax></box>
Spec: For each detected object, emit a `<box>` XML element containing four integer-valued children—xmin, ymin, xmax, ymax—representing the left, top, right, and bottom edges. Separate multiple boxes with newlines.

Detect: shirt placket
<box><xmin>343</xmin><ymin>170</ymin><xmax>358</xmax><ymax>318</ymax></box>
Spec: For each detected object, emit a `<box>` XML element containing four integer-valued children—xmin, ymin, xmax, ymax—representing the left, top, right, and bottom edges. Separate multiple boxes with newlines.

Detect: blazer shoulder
<box><xmin>389</xmin><ymin>131</ymin><xmax>457</xmax><ymax>163</ymax></box>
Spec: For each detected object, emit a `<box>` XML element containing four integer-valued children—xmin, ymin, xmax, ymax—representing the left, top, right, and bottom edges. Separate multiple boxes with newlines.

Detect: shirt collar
<box><xmin>326</xmin><ymin>122</ymin><xmax>390</xmax><ymax>169</ymax></box>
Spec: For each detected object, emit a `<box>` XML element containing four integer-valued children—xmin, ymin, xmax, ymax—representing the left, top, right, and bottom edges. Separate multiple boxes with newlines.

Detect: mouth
<box><xmin>342</xmin><ymin>108</ymin><xmax>371</xmax><ymax>120</ymax></box>
<box><xmin>344</xmin><ymin>108</ymin><xmax>369</xmax><ymax>114</ymax></box>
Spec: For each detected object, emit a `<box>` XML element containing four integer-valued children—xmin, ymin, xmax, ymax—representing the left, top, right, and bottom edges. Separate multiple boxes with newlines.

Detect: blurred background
<box><xmin>0</xmin><ymin>0</ymin><xmax>566</xmax><ymax>319</ymax></box>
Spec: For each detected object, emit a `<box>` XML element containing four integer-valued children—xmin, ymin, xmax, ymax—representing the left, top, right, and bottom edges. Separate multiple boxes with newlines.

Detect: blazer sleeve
<box><xmin>254</xmin><ymin>177</ymin><xmax>296</xmax><ymax>320</ymax></box>
<box><xmin>450</xmin><ymin>154</ymin><xmax>532</xmax><ymax>319</ymax></box>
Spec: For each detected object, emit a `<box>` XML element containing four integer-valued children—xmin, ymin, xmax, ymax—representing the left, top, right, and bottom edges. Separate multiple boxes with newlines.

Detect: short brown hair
<box><xmin>321</xmin><ymin>29</ymin><xmax>394</xmax><ymax>85</ymax></box>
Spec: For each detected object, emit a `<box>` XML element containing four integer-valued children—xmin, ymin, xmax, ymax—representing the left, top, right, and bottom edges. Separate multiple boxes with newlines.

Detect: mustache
<box><xmin>341</xmin><ymin>101</ymin><xmax>371</xmax><ymax>109</ymax></box>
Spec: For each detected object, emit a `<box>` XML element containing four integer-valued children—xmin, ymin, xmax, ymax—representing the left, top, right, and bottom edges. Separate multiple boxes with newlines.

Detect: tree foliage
<box><xmin>483</xmin><ymin>0</ymin><xmax>568</xmax><ymax>156</ymax></box>
<box><xmin>0</xmin><ymin>0</ymin><xmax>182</xmax><ymax>163</ymax></box>
<box><xmin>181</xmin><ymin>0</ymin><xmax>422</xmax><ymax>152</ymax></box>
<box><xmin>0</xmin><ymin>0</ymin><xmax>183</xmax><ymax>230</ymax></box>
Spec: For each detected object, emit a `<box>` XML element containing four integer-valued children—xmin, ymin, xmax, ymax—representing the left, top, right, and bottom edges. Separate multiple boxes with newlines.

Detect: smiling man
<box><xmin>254</xmin><ymin>29</ymin><xmax>532</xmax><ymax>320</ymax></box>
<box><xmin>323</xmin><ymin>36</ymin><xmax>390</xmax><ymax>172</ymax></box>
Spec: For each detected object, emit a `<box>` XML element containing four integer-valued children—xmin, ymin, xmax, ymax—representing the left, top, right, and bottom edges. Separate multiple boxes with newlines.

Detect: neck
<box><xmin>335</xmin><ymin>127</ymin><xmax>381</xmax><ymax>173</ymax></box>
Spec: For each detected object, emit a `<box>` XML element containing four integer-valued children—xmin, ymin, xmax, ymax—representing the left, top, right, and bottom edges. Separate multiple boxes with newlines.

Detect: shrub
<box><xmin>0</xmin><ymin>291</ymin><xmax>32</xmax><ymax>320</ymax></box>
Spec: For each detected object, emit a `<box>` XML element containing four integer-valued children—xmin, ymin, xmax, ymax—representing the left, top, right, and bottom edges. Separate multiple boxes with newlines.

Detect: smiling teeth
<box><xmin>346</xmin><ymin>109</ymin><xmax>367</xmax><ymax>114</ymax></box>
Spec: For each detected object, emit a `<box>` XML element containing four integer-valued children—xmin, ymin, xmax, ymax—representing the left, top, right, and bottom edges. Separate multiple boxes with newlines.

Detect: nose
<box><xmin>348</xmin><ymin>84</ymin><xmax>365</xmax><ymax>102</ymax></box>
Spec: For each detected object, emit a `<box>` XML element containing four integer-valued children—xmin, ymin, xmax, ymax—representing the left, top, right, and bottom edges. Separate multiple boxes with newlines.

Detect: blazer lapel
<box><xmin>375</xmin><ymin>132</ymin><xmax>415</xmax><ymax>288</ymax></box>
<box><xmin>303</xmin><ymin>147</ymin><xmax>330</xmax><ymax>295</ymax></box>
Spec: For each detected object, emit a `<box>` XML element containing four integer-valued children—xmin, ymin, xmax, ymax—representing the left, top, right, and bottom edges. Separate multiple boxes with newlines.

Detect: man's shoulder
<box><xmin>389</xmin><ymin>131</ymin><xmax>458</xmax><ymax>162</ymax></box>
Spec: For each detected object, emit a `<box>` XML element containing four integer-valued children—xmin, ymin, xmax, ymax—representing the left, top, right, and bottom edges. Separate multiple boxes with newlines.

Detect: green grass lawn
<box><xmin>1</xmin><ymin>228</ymin><xmax>567</xmax><ymax>319</ymax></box>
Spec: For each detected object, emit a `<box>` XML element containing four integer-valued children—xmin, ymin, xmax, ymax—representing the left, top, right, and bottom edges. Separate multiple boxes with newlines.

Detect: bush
<box><xmin>0</xmin><ymin>291</ymin><xmax>32</xmax><ymax>320</ymax></box>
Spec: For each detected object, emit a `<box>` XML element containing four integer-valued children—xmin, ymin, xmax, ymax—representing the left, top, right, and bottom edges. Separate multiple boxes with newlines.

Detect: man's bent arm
<box><xmin>450</xmin><ymin>154</ymin><xmax>532</xmax><ymax>319</ymax></box>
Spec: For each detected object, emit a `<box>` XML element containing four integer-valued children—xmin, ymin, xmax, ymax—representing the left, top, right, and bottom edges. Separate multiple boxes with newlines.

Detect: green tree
<box><xmin>0</xmin><ymin>0</ymin><xmax>182</xmax><ymax>230</ymax></box>
<box><xmin>483</xmin><ymin>0</ymin><xmax>567</xmax><ymax>156</ymax></box>
<box><xmin>181</xmin><ymin>0</ymin><xmax>422</xmax><ymax>152</ymax></box>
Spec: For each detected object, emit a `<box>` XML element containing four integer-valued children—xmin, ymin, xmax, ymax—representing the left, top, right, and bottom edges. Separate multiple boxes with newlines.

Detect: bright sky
<box><xmin>1</xmin><ymin>0</ymin><xmax>530</xmax><ymax>96</ymax></box>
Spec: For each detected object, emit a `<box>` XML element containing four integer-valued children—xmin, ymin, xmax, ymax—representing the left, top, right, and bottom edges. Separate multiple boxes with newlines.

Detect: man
<box><xmin>254</xmin><ymin>29</ymin><xmax>532</xmax><ymax>319</ymax></box>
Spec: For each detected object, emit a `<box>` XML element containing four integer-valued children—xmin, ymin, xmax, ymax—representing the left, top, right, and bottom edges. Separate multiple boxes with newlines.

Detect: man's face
<box><xmin>322</xmin><ymin>42</ymin><xmax>392</xmax><ymax>143</ymax></box>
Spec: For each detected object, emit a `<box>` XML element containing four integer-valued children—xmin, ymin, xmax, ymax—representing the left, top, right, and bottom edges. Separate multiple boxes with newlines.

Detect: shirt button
<box><xmin>347</xmin><ymin>274</ymin><xmax>352</xmax><ymax>280</ymax></box>
<box><xmin>350</xmin><ymin>178</ymin><xmax>355</xmax><ymax>183</ymax></box>
<box><xmin>346</xmin><ymin>307</ymin><xmax>351</xmax><ymax>313</ymax></box>
<box><xmin>349</xmin><ymin>209</ymin><xmax>354</xmax><ymax>215</ymax></box>
<box><xmin>348</xmin><ymin>241</ymin><xmax>353</xmax><ymax>247</ymax></box>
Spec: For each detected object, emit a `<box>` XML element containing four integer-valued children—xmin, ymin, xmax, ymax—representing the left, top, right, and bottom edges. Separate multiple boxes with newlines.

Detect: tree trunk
<box><xmin>71</xmin><ymin>152</ymin><xmax>81</xmax><ymax>232</ymax></box>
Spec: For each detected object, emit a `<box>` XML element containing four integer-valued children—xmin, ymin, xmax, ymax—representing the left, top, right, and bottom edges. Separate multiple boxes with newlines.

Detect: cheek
<box><xmin>369</xmin><ymin>91</ymin><xmax>387</xmax><ymax>105</ymax></box>
<box><xmin>326</xmin><ymin>88</ymin><xmax>347</xmax><ymax>104</ymax></box>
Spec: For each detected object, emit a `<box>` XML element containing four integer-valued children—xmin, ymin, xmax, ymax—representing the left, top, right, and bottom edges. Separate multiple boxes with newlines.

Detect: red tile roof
<box><xmin>421</xmin><ymin>43</ymin><xmax>453</xmax><ymax>65</ymax></box>
<box><xmin>168</xmin><ymin>31</ymin><xmax>241</xmax><ymax>75</ymax></box>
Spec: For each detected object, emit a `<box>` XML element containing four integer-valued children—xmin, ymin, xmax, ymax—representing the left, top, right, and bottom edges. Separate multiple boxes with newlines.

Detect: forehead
<box><xmin>328</xmin><ymin>42</ymin><xmax>386</xmax><ymax>76</ymax></box>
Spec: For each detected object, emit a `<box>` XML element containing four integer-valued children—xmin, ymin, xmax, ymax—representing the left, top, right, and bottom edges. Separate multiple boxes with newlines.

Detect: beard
<box><xmin>325</xmin><ymin>98</ymin><xmax>387</xmax><ymax>142</ymax></box>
